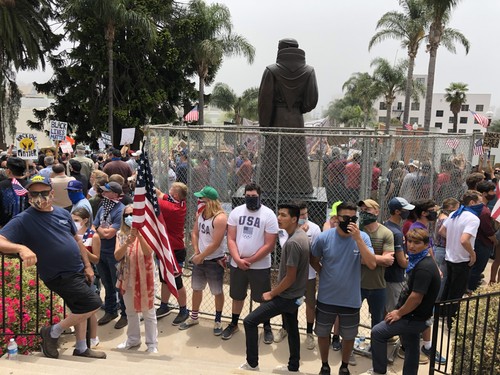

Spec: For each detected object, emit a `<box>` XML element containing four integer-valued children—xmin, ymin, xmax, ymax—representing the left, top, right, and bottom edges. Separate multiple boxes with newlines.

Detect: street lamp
<box><xmin>486</xmin><ymin>111</ymin><xmax>494</xmax><ymax>127</ymax></box>
<box><xmin>412</xmin><ymin>122</ymin><xmax>418</xmax><ymax>135</ymax></box>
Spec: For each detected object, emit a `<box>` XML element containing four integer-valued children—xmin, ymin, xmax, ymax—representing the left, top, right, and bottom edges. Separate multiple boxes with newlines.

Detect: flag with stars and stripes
<box><xmin>11</xmin><ymin>178</ymin><xmax>28</xmax><ymax>196</ymax></box>
<box><xmin>470</xmin><ymin>111</ymin><xmax>490</xmax><ymax>128</ymax></box>
<box><xmin>132</xmin><ymin>151</ymin><xmax>179</xmax><ymax>298</ymax></box>
<box><xmin>473</xmin><ymin>138</ymin><xmax>484</xmax><ymax>156</ymax></box>
<box><xmin>184</xmin><ymin>105</ymin><xmax>199</xmax><ymax>122</ymax></box>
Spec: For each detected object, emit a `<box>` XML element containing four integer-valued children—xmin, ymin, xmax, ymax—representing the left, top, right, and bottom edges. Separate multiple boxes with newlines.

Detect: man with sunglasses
<box><xmin>0</xmin><ymin>175</ymin><xmax>106</xmax><ymax>359</ymax></box>
<box><xmin>311</xmin><ymin>201</ymin><xmax>376</xmax><ymax>375</ymax></box>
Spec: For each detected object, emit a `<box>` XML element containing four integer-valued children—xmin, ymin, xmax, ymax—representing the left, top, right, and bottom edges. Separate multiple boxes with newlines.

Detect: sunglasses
<box><xmin>339</xmin><ymin>215</ymin><xmax>358</xmax><ymax>223</ymax></box>
<box><xmin>29</xmin><ymin>191</ymin><xmax>51</xmax><ymax>197</ymax></box>
<box><xmin>123</xmin><ymin>213</ymin><xmax>133</xmax><ymax>218</ymax></box>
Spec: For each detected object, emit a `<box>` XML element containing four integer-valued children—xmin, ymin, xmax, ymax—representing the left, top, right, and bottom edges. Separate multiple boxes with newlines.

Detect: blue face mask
<box><xmin>298</xmin><ymin>218</ymin><xmax>307</xmax><ymax>226</ymax></box>
<box><xmin>68</xmin><ymin>191</ymin><xmax>85</xmax><ymax>205</ymax></box>
<box><xmin>124</xmin><ymin>216</ymin><xmax>133</xmax><ymax>227</ymax></box>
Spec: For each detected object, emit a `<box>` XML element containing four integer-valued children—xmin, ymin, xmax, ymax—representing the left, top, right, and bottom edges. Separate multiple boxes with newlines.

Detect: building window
<box><xmin>379</xmin><ymin>102</ymin><xmax>386</xmax><ymax>110</ymax></box>
<box><xmin>447</xmin><ymin>129</ymin><xmax>454</xmax><ymax>133</ymax></box>
<box><xmin>458</xmin><ymin>129</ymin><xmax>466</xmax><ymax>134</ymax></box>
<box><xmin>410</xmin><ymin>117</ymin><xmax>419</xmax><ymax>125</ymax></box>
<box><xmin>416</xmin><ymin>77</ymin><xmax>425</xmax><ymax>85</ymax></box>
<box><xmin>378</xmin><ymin>116</ymin><xmax>387</xmax><ymax>123</ymax></box>
<box><xmin>436</xmin><ymin>110</ymin><xmax>444</xmax><ymax>117</ymax></box>
<box><xmin>476</xmin><ymin>104</ymin><xmax>484</xmax><ymax>112</ymax></box>
<box><xmin>397</xmin><ymin>102</ymin><xmax>403</xmax><ymax>110</ymax></box>
<box><xmin>434</xmin><ymin>122</ymin><xmax>442</xmax><ymax>129</ymax></box>
<box><xmin>460</xmin><ymin>117</ymin><xmax>467</xmax><ymax>124</ymax></box>
<box><xmin>449</xmin><ymin>117</ymin><xmax>454</xmax><ymax>123</ymax></box>
<box><xmin>461</xmin><ymin>104</ymin><xmax>469</xmax><ymax>111</ymax></box>
<box><xmin>472</xmin><ymin>129</ymin><xmax>481</xmax><ymax>133</ymax></box>
<box><xmin>411</xmin><ymin>102</ymin><xmax>420</xmax><ymax>111</ymax></box>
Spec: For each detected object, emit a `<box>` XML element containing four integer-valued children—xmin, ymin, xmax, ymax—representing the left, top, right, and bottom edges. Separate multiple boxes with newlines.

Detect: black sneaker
<box><xmin>331</xmin><ymin>335</ymin><xmax>341</xmax><ymax>351</ymax></box>
<box><xmin>263</xmin><ymin>329</ymin><xmax>274</xmax><ymax>344</ymax></box>
<box><xmin>319</xmin><ymin>363</ymin><xmax>331</xmax><ymax>375</ymax></box>
<box><xmin>156</xmin><ymin>305</ymin><xmax>172</xmax><ymax>319</ymax></box>
<box><xmin>338</xmin><ymin>367</ymin><xmax>350</xmax><ymax>375</ymax></box>
<box><xmin>114</xmin><ymin>316</ymin><xmax>128</xmax><ymax>329</ymax></box>
<box><xmin>97</xmin><ymin>312</ymin><xmax>118</xmax><ymax>326</ymax></box>
<box><xmin>40</xmin><ymin>326</ymin><xmax>59</xmax><ymax>359</ymax></box>
<box><xmin>221</xmin><ymin>323</ymin><xmax>239</xmax><ymax>340</ymax></box>
<box><xmin>171</xmin><ymin>310</ymin><xmax>189</xmax><ymax>326</ymax></box>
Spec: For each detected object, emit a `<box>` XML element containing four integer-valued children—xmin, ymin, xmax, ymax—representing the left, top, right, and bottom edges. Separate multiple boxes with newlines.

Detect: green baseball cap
<box><xmin>194</xmin><ymin>186</ymin><xmax>219</xmax><ymax>200</ymax></box>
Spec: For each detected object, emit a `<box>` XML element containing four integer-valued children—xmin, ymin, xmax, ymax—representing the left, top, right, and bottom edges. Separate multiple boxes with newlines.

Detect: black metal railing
<box><xmin>430</xmin><ymin>291</ymin><xmax>500</xmax><ymax>375</ymax></box>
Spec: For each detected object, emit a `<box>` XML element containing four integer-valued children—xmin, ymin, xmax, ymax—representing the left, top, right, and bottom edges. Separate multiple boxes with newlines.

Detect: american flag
<box><xmin>470</xmin><ymin>111</ymin><xmax>490</xmax><ymax>128</ymax></box>
<box><xmin>404</xmin><ymin>123</ymin><xmax>413</xmax><ymax>131</ymax></box>
<box><xmin>473</xmin><ymin>138</ymin><xmax>484</xmax><ymax>156</ymax></box>
<box><xmin>492</xmin><ymin>181</ymin><xmax>500</xmax><ymax>222</ymax></box>
<box><xmin>445</xmin><ymin>138</ymin><xmax>460</xmax><ymax>149</ymax></box>
<box><xmin>132</xmin><ymin>151</ymin><xmax>179</xmax><ymax>298</ymax></box>
<box><xmin>12</xmin><ymin>178</ymin><xmax>28</xmax><ymax>196</ymax></box>
<box><xmin>184</xmin><ymin>105</ymin><xmax>199</xmax><ymax>122</ymax></box>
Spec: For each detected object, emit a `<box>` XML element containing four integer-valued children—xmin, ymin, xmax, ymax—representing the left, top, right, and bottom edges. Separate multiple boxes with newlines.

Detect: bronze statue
<box><xmin>258</xmin><ymin>38</ymin><xmax>318</xmax><ymax>196</ymax></box>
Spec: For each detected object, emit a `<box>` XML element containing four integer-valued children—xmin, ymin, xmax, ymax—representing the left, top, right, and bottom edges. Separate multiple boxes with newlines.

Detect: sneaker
<box><xmin>331</xmin><ymin>335</ymin><xmax>341</xmax><ymax>351</ymax></box>
<box><xmin>213</xmin><ymin>321</ymin><xmax>223</xmax><ymax>336</ymax></box>
<box><xmin>239</xmin><ymin>362</ymin><xmax>259</xmax><ymax>371</ymax></box>
<box><xmin>397</xmin><ymin>346</ymin><xmax>428</xmax><ymax>364</ymax></box>
<box><xmin>97</xmin><ymin>312</ymin><xmax>118</xmax><ymax>326</ymax></box>
<box><xmin>90</xmin><ymin>337</ymin><xmax>100</xmax><ymax>348</ymax></box>
<box><xmin>73</xmin><ymin>348</ymin><xmax>107</xmax><ymax>359</ymax></box>
<box><xmin>338</xmin><ymin>368</ymin><xmax>350</xmax><ymax>375</ymax></box>
<box><xmin>117</xmin><ymin>341</ymin><xmax>141</xmax><ymax>350</ymax></box>
<box><xmin>40</xmin><ymin>326</ymin><xmax>59</xmax><ymax>359</ymax></box>
<box><xmin>221</xmin><ymin>323</ymin><xmax>239</xmax><ymax>340</ymax></box>
<box><xmin>349</xmin><ymin>351</ymin><xmax>357</xmax><ymax>366</ymax></box>
<box><xmin>172</xmin><ymin>310</ymin><xmax>189</xmax><ymax>326</ymax></box>
<box><xmin>264</xmin><ymin>328</ymin><xmax>274</xmax><ymax>344</ymax></box>
<box><xmin>360</xmin><ymin>369</ymin><xmax>386</xmax><ymax>375</ymax></box>
<box><xmin>179</xmin><ymin>317</ymin><xmax>199</xmax><ymax>330</ymax></box>
<box><xmin>306</xmin><ymin>333</ymin><xmax>315</xmax><ymax>350</ymax></box>
<box><xmin>319</xmin><ymin>363</ymin><xmax>331</xmax><ymax>375</ymax></box>
<box><xmin>114</xmin><ymin>315</ymin><xmax>128</xmax><ymax>329</ymax></box>
<box><xmin>273</xmin><ymin>365</ymin><xmax>299</xmax><ymax>373</ymax></box>
<box><xmin>146</xmin><ymin>347</ymin><xmax>158</xmax><ymax>353</ymax></box>
<box><xmin>274</xmin><ymin>328</ymin><xmax>288</xmax><ymax>343</ymax></box>
<box><xmin>155</xmin><ymin>305</ymin><xmax>172</xmax><ymax>319</ymax></box>
<box><xmin>421</xmin><ymin>345</ymin><xmax>446</xmax><ymax>364</ymax></box>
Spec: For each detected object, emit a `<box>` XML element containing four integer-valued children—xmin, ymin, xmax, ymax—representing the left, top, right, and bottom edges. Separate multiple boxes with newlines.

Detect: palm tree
<box><xmin>186</xmin><ymin>0</ymin><xmax>255</xmax><ymax>125</ymax></box>
<box><xmin>210</xmin><ymin>82</ymin><xmax>258</xmax><ymax>124</ymax></box>
<box><xmin>369</xmin><ymin>0</ymin><xmax>429</xmax><ymax>125</ymax></box>
<box><xmin>371</xmin><ymin>58</ymin><xmax>408</xmax><ymax>134</ymax></box>
<box><xmin>444</xmin><ymin>82</ymin><xmax>468</xmax><ymax>133</ymax></box>
<box><xmin>342</xmin><ymin>72</ymin><xmax>381</xmax><ymax>126</ymax></box>
<box><xmin>65</xmin><ymin>0</ymin><xmax>156</xmax><ymax>145</ymax></box>
<box><xmin>422</xmin><ymin>0</ymin><xmax>469</xmax><ymax>131</ymax></box>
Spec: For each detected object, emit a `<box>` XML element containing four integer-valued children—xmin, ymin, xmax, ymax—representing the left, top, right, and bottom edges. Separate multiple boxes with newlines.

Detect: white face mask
<box><xmin>74</xmin><ymin>221</ymin><xmax>83</xmax><ymax>231</ymax></box>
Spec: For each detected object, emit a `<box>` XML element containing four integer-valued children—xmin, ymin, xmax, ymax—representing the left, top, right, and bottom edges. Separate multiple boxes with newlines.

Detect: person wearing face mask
<box><xmin>384</xmin><ymin>198</ymin><xmax>414</xmax><ymax>315</ymax></box>
<box><xmin>72</xmin><ymin>207</ymin><xmax>101</xmax><ymax>349</ymax></box>
<box><xmin>357</xmin><ymin>199</ymin><xmax>395</xmax><ymax>332</ymax></box>
<box><xmin>92</xmin><ymin>181</ymin><xmax>127</xmax><ymax>329</ymax></box>
<box><xmin>0</xmin><ymin>156</ymin><xmax>30</xmax><ymax>228</ymax></box>
<box><xmin>438</xmin><ymin>190</ymin><xmax>481</xmax><ymax>330</ymax></box>
<box><xmin>67</xmin><ymin>180</ymin><xmax>92</xmax><ymax>217</ymax></box>
<box><xmin>0</xmin><ymin>175</ymin><xmax>106</xmax><ymax>359</ymax></box>
<box><xmin>222</xmin><ymin>183</ymin><xmax>279</xmax><ymax>345</ymax></box>
<box><xmin>467</xmin><ymin>180</ymin><xmax>497</xmax><ymax>293</ymax></box>
<box><xmin>311</xmin><ymin>201</ymin><xmax>376</xmax><ymax>375</ymax></box>
<box><xmin>114</xmin><ymin>205</ymin><xmax>158</xmax><ymax>353</ymax></box>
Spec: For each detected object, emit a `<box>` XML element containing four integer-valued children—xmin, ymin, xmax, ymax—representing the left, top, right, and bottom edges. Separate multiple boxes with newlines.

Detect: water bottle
<box><xmin>7</xmin><ymin>338</ymin><xmax>18</xmax><ymax>360</ymax></box>
<box><xmin>354</xmin><ymin>337</ymin><xmax>360</xmax><ymax>349</ymax></box>
<box><xmin>295</xmin><ymin>296</ymin><xmax>305</xmax><ymax>306</ymax></box>
<box><xmin>358</xmin><ymin>336</ymin><xmax>366</xmax><ymax>350</ymax></box>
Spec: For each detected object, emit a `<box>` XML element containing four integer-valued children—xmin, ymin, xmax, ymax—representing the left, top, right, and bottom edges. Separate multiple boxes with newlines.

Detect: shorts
<box><xmin>386</xmin><ymin>281</ymin><xmax>404</xmax><ymax>312</ymax></box>
<box><xmin>159</xmin><ymin>248</ymin><xmax>186</xmax><ymax>283</ymax></box>
<box><xmin>305</xmin><ymin>277</ymin><xmax>316</xmax><ymax>307</ymax></box>
<box><xmin>191</xmin><ymin>259</ymin><xmax>224</xmax><ymax>295</ymax></box>
<box><xmin>44</xmin><ymin>272</ymin><xmax>102</xmax><ymax>314</ymax></box>
<box><xmin>229</xmin><ymin>266</ymin><xmax>270</xmax><ymax>302</ymax></box>
<box><xmin>315</xmin><ymin>301</ymin><xmax>360</xmax><ymax>340</ymax></box>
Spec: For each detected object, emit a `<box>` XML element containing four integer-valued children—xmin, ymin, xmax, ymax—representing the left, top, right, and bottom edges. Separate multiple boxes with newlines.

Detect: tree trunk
<box><xmin>423</xmin><ymin>46</ymin><xmax>438</xmax><ymax>132</ymax></box>
<box><xmin>385</xmin><ymin>100</ymin><xmax>391</xmax><ymax>134</ymax></box>
<box><xmin>403</xmin><ymin>55</ymin><xmax>416</xmax><ymax>126</ymax></box>
<box><xmin>106</xmin><ymin>25</ymin><xmax>115</xmax><ymax>146</ymax></box>
<box><xmin>198</xmin><ymin>75</ymin><xmax>204</xmax><ymax>125</ymax></box>
<box><xmin>453</xmin><ymin>112</ymin><xmax>458</xmax><ymax>133</ymax></box>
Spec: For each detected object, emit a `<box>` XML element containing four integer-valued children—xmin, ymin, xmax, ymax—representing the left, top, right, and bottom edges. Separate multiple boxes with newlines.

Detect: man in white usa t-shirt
<box><xmin>221</xmin><ymin>183</ymin><xmax>279</xmax><ymax>343</ymax></box>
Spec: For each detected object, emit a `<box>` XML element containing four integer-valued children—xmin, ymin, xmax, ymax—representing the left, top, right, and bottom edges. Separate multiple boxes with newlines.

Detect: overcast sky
<box><xmin>18</xmin><ymin>0</ymin><xmax>500</xmax><ymax>118</ymax></box>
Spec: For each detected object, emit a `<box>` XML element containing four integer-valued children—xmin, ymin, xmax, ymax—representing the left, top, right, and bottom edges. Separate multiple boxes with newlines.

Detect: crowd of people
<box><xmin>0</xmin><ymin>141</ymin><xmax>499</xmax><ymax>375</ymax></box>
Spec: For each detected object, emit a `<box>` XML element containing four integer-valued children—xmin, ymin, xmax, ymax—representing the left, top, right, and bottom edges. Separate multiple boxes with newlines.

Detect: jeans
<box><xmin>434</xmin><ymin>246</ymin><xmax>447</xmax><ymax>300</ymax></box>
<box><xmin>361</xmin><ymin>288</ymin><xmax>386</xmax><ymax>328</ymax></box>
<box><xmin>97</xmin><ymin>251</ymin><xmax>126</xmax><ymax>316</ymax></box>
<box><xmin>243</xmin><ymin>296</ymin><xmax>300</xmax><ymax>371</ymax></box>
<box><xmin>442</xmin><ymin>261</ymin><xmax>470</xmax><ymax>326</ymax></box>
<box><xmin>468</xmin><ymin>241</ymin><xmax>493</xmax><ymax>291</ymax></box>
<box><xmin>371</xmin><ymin>318</ymin><xmax>428</xmax><ymax>375</ymax></box>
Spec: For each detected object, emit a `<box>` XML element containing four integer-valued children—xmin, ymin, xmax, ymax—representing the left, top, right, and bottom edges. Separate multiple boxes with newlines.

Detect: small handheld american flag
<box><xmin>11</xmin><ymin>178</ymin><xmax>28</xmax><ymax>196</ymax></box>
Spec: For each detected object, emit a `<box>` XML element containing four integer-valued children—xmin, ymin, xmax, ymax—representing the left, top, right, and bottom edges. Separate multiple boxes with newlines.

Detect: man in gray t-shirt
<box><xmin>240</xmin><ymin>203</ymin><xmax>309</xmax><ymax>372</ymax></box>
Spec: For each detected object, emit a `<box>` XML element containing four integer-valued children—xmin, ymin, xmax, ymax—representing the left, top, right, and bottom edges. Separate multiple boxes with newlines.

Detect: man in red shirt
<box><xmin>236</xmin><ymin>150</ymin><xmax>253</xmax><ymax>188</ymax></box>
<box><xmin>345</xmin><ymin>153</ymin><xmax>361</xmax><ymax>203</ymax></box>
<box><xmin>155</xmin><ymin>182</ymin><xmax>189</xmax><ymax>325</ymax></box>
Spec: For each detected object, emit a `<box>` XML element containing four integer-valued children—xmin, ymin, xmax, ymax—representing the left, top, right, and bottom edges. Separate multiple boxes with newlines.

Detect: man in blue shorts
<box><xmin>311</xmin><ymin>201</ymin><xmax>376</xmax><ymax>375</ymax></box>
<box><xmin>0</xmin><ymin>175</ymin><xmax>105</xmax><ymax>359</ymax></box>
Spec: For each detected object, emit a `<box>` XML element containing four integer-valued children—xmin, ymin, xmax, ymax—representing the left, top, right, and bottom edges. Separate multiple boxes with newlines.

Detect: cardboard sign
<box><xmin>120</xmin><ymin>128</ymin><xmax>135</xmax><ymax>146</ymax></box>
<box><xmin>59</xmin><ymin>140</ymin><xmax>73</xmax><ymax>154</ymax></box>
<box><xmin>49</xmin><ymin>120</ymin><xmax>67</xmax><ymax>141</ymax></box>
<box><xmin>100</xmin><ymin>132</ymin><xmax>112</xmax><ymax>146</ymax></box>
<box><xmin>484</xmin><ymin>132</ymin><xmax>500</xmax><ymax>148</ymax></box>
<box><xmin>16</xmin><ymin>133</ymin><xmax>38</xmax><ymax>160</ymax></box>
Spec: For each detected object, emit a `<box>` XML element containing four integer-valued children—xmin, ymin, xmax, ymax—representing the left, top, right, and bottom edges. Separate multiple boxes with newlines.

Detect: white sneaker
<box><xmin>90</xmin><ymin>336</ymin><xmax>100</xmax><ymax>348</ymax></box>
<box><xmin>273</xmin><ymin>365</ymin><xmax>300</xmax><ymax>373</ymax></box>
<box><xmin>360</xmin><ymin>369</ymin><xmax>386</xmax><ymax>375</ymax></box>
<box><xmin>178</xmin><ymin>317</ymin><xmax>199</xmax><ymax>330</ymax></box>
<box><xmin>239</xmin><ymin>362</ymin><xmax>260</xmax><ymax>371</ymax></box>
<box><xmin>305</xmin><ymin>333</ymin><xmax>315</xmax><ymax>350</ymax></box>
<box><xmin>146</xmin><ymin>346</ymin><xmax>158</xmax><ymax>353</ymax></box>
<box><xmin>274</xmin><ymin>328</ymin><xmax>288</xmax><ymax>343</ymax></box>
<box><xmin>117</xmin><ymin>341</ymin><xmax>141</xmax><ymax>350</ymax></box>
<box><xmin>349</xmin><ymin>351</ymin><xmax>357</xmax><ymax>366</ymax></box>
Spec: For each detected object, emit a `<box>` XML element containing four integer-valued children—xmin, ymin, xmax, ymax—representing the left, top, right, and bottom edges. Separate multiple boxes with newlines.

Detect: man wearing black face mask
<box><xmin>467</xmin><ymin>180</ymin><xmax>497</xmax><ymax>292</ymax></box>
<box><xmin>384</xmin><ymin>198</ymin><xmax>414</xmax><ymax>314</ymax></box>
<box><xmin>223</xmin><ymin>183</ymin><xmax>279</xmax><ymax>345</ymax></box>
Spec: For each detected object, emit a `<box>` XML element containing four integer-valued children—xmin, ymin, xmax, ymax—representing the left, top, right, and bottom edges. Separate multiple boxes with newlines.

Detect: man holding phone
<box><xmin>311</xmin><ymin>201</ymin><xmax>377</xmax><ymax>375</ymax></box>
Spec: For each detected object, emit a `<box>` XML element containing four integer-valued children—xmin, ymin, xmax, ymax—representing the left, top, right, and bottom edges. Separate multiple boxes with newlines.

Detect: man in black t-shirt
<box><xmin>364</xmin><ymin>228</ymin><xmax>440</xmax><ymax>375</ymax></box>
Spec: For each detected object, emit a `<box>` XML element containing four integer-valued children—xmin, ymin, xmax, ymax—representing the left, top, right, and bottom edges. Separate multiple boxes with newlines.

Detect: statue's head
<box><xmin>278</xmin><ymin>38</ymin><xmax>299</xmax><ymax>50</ymax></box>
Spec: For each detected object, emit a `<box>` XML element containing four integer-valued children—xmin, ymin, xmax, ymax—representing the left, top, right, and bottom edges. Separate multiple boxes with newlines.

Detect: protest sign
<box><xmin>16</xmin><ymin>133</ymin><xmax>38</xmax><ymax>160</ymax></box>
<box><xmin>49</xmin><ymin>121</ymin><xmax>67</xmax><ymax>141</ymax></box>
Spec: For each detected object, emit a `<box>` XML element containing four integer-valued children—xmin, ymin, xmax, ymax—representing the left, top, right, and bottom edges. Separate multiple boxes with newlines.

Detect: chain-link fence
<box><xmin>146</xmin><ymin>124</ymin><xmax>476</xmax><ymax>330</ymax></box>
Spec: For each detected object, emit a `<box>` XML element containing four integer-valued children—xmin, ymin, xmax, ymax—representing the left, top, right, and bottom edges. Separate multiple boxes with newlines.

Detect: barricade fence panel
<box><xmin>147</xmin><ymin>124</ymin><xmax>475</xmax><ymax>330</ymax></box>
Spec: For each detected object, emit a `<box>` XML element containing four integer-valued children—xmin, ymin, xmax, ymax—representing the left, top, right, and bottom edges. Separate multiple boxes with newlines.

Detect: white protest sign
<box><xmin>100</xmin><ymin>132</ymin><xmax>112</xmax><ymax>146</ymax></box>
<box><xmin>59</xmin><ymin>140</ymin><xmax>73</xmax><ymax>154</ymax></box>
<box><xmin>97</xmin><ymin>138</ymin><xmax>106</xmax><ymax>150</ymax></box>
<box><xmin>120</xmin><ymin>128</ymin><xmax>135</xmax><ymax>146</ymax></box>
<box><xmin>15</xmin><ymin>133</ymin><xmax>38</xmax><ymax>160</ymax></box>
<box><xmin>49</xmin><ymin>120</ymin><xmax>67</xmax><ymax>141</ymax></box>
